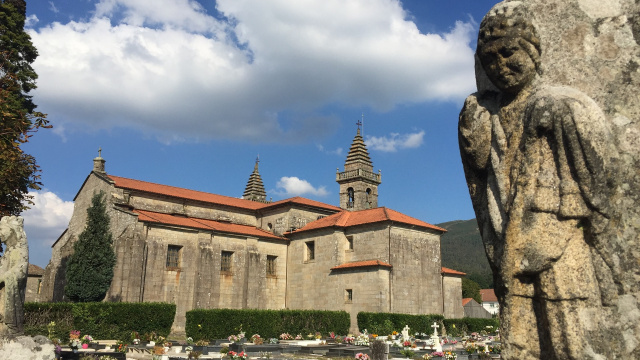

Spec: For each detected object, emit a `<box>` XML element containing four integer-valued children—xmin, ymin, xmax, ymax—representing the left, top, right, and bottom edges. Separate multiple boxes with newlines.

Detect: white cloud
<box><xmin>366</xmin><ymin>130</ymin><xmax>425</xmax><ymax>152</ymax></box>
<box><xmin>30</xmin><ymin>0</ymin><xmax>476</xmax><ymax>142</ymax></box>
<box><xmin>48</xmin><ymin>2</ymin><xmax>59</xmax><ymax>14</ymax></box>
<box><xmin>317</xmin><ymin>144</ymin><xmax>343</xmax><ymax>156</ymax></box>
<box><xmin>25</xmin><ymin>14</ymin><xmax>39</xmax><ymax>27</ymax></box>
<box><xmin>20</xmin><ymin>191</ymin><xmax>74</xmax><ymax>267</ymax></box>
<box><xmin>275</xmin><ymin>177</ymin><xmax>329</xmax><ymax>197</ymax></box>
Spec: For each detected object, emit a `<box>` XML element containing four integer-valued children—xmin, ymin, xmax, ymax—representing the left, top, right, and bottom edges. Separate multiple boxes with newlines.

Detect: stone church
<box><xmin>40</xmin><ymin>129</ymin><xmax>464</xmax><ymax>333</ymax></box>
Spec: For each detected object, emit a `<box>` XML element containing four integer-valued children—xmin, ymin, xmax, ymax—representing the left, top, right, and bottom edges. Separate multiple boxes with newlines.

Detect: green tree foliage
<box><xmin>462</xmin><ymin>277</ymin><xmax>482</xmax><ymax>304</ymax></box>
<box><xmin>0</xmin><ymin>0</ymin><xmax>50</xmax><ymax>216</ymax></box>
<box><xmin>65</xmin><ymin>192</ymin><xmax>116</xmax><ymax>302</ymax></box>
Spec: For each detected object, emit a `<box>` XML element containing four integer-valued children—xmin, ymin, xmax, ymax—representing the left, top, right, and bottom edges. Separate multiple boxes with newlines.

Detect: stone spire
<box><xmin>337</xmin><ymin>127</ymin><xmax>381</xmax><ymax>211</ymax></box>
<box><xmin>242</xmin><ymin>157</ymin><xmax>268</xmax><ymax>203</ymax></box>
<box><xmin>93</xmin><ymin>147</ymin><xmax>106</xmax><ymax>174</ymax></box>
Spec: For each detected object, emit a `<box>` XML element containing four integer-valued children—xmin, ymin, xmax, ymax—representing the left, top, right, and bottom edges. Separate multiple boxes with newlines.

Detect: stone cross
<box><xmin>431</xmin><ymin>322</ymin><xmax>439</xmax><ymax>337</ymax></box>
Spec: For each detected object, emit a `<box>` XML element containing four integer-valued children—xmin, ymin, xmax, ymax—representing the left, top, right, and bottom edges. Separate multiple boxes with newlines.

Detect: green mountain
<box><xmin>437</xmin><ymin>218</ymin><xmax>493</xmax><ymax>289</ymax></box>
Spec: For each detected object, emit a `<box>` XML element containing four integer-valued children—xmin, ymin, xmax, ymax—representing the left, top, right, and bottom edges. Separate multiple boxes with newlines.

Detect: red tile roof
<box><xmin>441</xmin><ymin>267</ymin><xmax>466</xmax><ymax>276</ymax></box>
<box><xmin>28</xmin><ymin>264</ymin><xmax>45</xmax><ymax>276</ymax></box>
<box><xmin>261</xmin><ymin>196</ymin><xmax>342</xmax><ymax>212</ymax></box>
<box><xmin>134</xmin><ymin>210</ymin><xmax>285</xmax><ymax>240</ymax></box>
<box><xmin>290</xmin><ymin>207</ymin><xmax>446</xmax><ymax>234</ymax></box>
<box><xmin>480</xmin><ymin>289</ymin><xmax>498</xmax><ymax>302</ymax></box>
<box><xmin>109</xmin><ymin>175</ymin><xmax>265</xmax><ymax>210</ymax></box>
<box><xmin>330</xmin><ymin>259</ymin><xmax>393</xmax><ymax>270</ymax></box>
<box><xmin>462</xmin><ymin>298</ymin><xmax>474</xmax><ymax>306</ymax></box>
<box><xmin>108</xmin><ymin>176</ymin><xmax>343</xmax><ymax>214</ymax></box>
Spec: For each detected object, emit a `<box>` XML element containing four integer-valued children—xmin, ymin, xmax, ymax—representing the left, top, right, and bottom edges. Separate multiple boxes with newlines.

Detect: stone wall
<box><xmin>258</xmin><ymin>205</ymin><xmax>334</xmax><ymax>235</ymax></box>
<box><xmin>389</xmin><ymin>226</ymin><xmax>443</xmax><ymax>315</ymax></box>
<box><xmin>114</xmin><ymin>224</ymin><xmax>288</xmax><ymax>334</ymax></box>
<box><xmin>40</xmin><ymin>173</ymin><xmax>136</xmax><ymax>302</ymax></box>
<box><xmin>442</xmin><ymin>275</ymin><xmax>464</xmax><ymax>319</ymax></box>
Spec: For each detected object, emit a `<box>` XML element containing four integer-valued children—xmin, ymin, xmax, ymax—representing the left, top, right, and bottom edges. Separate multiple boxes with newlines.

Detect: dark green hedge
<box><xmin>356</xmin><ymin>312</ymin><xmax>444</xmax><ymax>335</ymax></box>
<box><xmin>443</xmin><ymin>318</ymin><xmax>499</xmax><ymax>337</ymax></box>
<box><xmin>24</xmin><ymin>302</ymin><xmax>175</xmax><ymax>341</ymax></box>
<box><xmin>185</xmin><ymin>309</ymin><xmax>350</xmax><ymax>340</ymax></box>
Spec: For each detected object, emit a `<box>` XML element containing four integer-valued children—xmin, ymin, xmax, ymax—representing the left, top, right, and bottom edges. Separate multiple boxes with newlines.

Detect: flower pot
<box><xmin>82</xmin><ymin>343</ymin><xmax>89</xmax><ymax>349</ymax></box>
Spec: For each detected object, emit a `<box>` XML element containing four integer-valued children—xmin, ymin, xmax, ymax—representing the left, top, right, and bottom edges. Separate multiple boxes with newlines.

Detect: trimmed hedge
<box><xmin>24</xmin><ymin>302</ymin><xmax>175</xmax><ymax>341</ymax></box>
<box><xmin>357</xmin><ymin>312</ymin><xmax>444</xmax><ymax>335</ymax></box>
<box><xmin>185</xmin><ymin>309</ymin><xmax>350</xmax><ymax>340</ymax></box>
<box><xmin>443</xmin><ymin>318</ymin><xmax>499</xmax><ymax>337</ymax></box>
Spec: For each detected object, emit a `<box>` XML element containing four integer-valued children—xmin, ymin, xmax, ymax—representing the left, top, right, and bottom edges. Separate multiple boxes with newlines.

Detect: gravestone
<box><xmin>459</xmin><ymin>1</ymin><xmax>640</xmax><ymax>359</ymax></box>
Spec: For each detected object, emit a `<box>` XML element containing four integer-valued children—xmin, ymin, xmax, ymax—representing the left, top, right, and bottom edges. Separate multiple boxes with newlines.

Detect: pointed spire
<box><xmin>344</xmin><ymin>126</ymin><xmax>373</xmax><ymax>172</ymax></box>
<box><xmin>243</xmin><ymin>156</ymin><xmax>268</xmax><ymax>203</ymax></box>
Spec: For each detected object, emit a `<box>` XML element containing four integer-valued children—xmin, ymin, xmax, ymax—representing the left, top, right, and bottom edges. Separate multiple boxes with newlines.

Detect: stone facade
<box><xmin>41</xmin><ymin>130</ymin><xmax>464</xmax><ymax>334</ymax></box>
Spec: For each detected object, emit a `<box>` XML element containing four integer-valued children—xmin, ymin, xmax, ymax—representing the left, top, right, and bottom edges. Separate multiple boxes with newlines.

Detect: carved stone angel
<box><xmin>459</xmin><ymin>2</ymin><xmax>618</xmax><ymax>359</ymax></box>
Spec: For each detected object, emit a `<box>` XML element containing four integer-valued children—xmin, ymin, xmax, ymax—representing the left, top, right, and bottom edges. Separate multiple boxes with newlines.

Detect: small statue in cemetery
<box><xmin>0</xmin><ymin>216</ymin><xmax>29</xmax><ymax>336</ymax></box>
<box><xmin>459</xmin><ymin>2</ymin><xmax>624</xmax><ymax>359</ymax></box>
<box><xmin>401</xmin><ymin>325</ymin><xmax>410</xmax><ymax>342</ymax></box>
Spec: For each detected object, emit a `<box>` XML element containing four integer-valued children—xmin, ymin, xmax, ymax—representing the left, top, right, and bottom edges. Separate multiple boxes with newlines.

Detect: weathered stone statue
<box><xmin>460</xmin><ymin>1</ymin><xmax>640</xmax><ymax>359</ymax></box>
<box><xmin>0</xmin><ymin>216</ymin><xmax>29</xmax><ymax>336</ymax></box>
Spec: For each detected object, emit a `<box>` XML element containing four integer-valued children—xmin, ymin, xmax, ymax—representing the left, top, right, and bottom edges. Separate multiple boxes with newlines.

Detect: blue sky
<box><xmin>20</xmin><ymin>0</ymin><xmax>499</xmax><ymax>268</ymax></box>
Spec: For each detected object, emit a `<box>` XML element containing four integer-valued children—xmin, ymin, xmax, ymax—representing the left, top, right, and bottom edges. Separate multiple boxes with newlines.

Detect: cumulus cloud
<box><xmin>366</xmin><ymin>130</ymin><xmax>425</xmax><ymax>152</ymax></box>
<box><xmin>30</xmin><ymin>0</ymin><xmax>476</xmax><ymax>143</ymax></box>
<box><xmin>275</xmin><ymin>177</ymin><xmax>329</xmax><ymax>197</ymax></box>
<box><xmin>20</xmin><ymin>191</ymin><xmax>74</xmax><ymax>267</ymax></box>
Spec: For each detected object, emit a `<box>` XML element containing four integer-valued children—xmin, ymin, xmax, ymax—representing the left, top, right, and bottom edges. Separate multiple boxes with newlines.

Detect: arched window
<box><xmin>366</xmin><ymin>188</ymin><xmax>372</xmax><ymax>208</ymax></box>
<box><xmin>347</xmin><ymin>187</ymin><xmax>355</xmax><ymax>209</ymax></box>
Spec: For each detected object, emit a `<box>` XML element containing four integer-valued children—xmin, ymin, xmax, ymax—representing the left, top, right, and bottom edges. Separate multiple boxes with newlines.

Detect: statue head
<box><xmin>477</xmin><ymin>2</ymin><xmax>541</xmax><ymax>94</ymax></box>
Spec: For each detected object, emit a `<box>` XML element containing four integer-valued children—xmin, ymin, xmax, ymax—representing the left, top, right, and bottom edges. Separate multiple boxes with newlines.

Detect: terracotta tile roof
<box><xmin>134</xmin><ymin>210</ymin><xmax>285</xmax><ymax>241</ymax></box>
<box><xmin>261</xmin><ymin>197</ymin><xmax>342</xmax><ymax>212</ymax></box>
<box><xmin>289</xmin><ymin>207</ymin><xmax>446</xmax><ymax>234</ymax></box>
<box><xmin>441</xmin><ymin>267</ymin><xmax>466</xmax><ymax>276</ymax></box>
<box><xmin>330</xmin><ymin>259</ymin><xmax>393</xmax><ymax>270</ymax></box>
<box><xmin>462</xmin><ymin>298</ymin><xmax>474</xmax><ymax>306</ymax></box>
<box><xmin>108</xmin><ymin>175</ymin><xmax>342</xmax><ymax>214</ymax></box>
<box><xmin>480</xmin><ymin>289</ymin><xmax>498</xmax><ymax>302</ymax></box>
<box><xmin>28</xmin><ymin>264</ymin><xmax>45</xmax><ymax>276</ymax></box>
<box><xmin>108</xmin><ymin>175</ymin><xmax>265</xmax><ymax>210</ymax></box>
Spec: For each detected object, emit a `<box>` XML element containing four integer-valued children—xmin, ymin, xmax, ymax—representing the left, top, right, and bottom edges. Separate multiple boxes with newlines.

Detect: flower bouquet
<box><xmin>69</xmin><ymin>330</ymin><xmax>81</xmax><ymax>350</ymax></box>
<box><xmin>227</xmin><ymin>350</ymin><xmax>247</xmax><ymax>360</ymax></box>
<box><xmin>355</xmin><ymin>352</ymin><xmax>370</xmax><ymax>360</ymax></box>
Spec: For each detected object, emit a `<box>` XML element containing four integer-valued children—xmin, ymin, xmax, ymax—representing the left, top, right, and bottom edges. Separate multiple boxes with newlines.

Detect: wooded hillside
<box><xmin>438</xmin><ymin>218</ymin><xmax>493</xmax><ymax>289</ymax></box>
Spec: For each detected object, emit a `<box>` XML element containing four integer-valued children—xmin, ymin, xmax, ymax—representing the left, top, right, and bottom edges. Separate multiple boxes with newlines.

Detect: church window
<box><xmin>366</xmin><ymin>188</ymin><xmax>372</xmax><ymax>209</ymax></box>
<box><xmin>268</xmin><ymin>223</ymin><xmax>273</xmax><ymax>230</ymax></box>
<box><xmin>166</xmin><ymin>245</ymin><xmax>181</xmax><ymax>268</ymax></box>
<box><xmin>267</xmin><ymin>255</ymin><xmax>277</xmax><ymax>276</ymax></box>
<box><xmin>221</xmin><ymin>251</ymin><xmax>233</xmax><ymax>273</ymax></box>
<box><xmin>347</xmin><ymin>187</ymin><xmax>355</xmax><ymax>208</ymax></box>
<box><xmin>347</xmin><ymin>235</ymin><xmax>354</xmax><ymax>251</ymax></box>
<box><xmin>345</xmin><ymin>289</ymin><xmax>353</xmax><ymax>303</ymax></box>
<box><xmin>306</xmin><ymin>241</ymin><xmax>315</xmax><ymax>261</ymax></box>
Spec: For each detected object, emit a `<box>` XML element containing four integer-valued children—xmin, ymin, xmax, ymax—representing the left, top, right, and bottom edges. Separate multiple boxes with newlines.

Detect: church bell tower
<box><xmin>336</xmin><ymin>127</ymin><xmax>381</xmax><ymax>211</ymax></box>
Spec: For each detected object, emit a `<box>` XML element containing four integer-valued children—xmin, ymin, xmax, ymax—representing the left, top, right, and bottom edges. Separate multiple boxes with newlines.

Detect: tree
<box><xmin>462</xmin><ymin>277</ymin><xmax>482</xmax><ymax>304</ymax></box>
<box><xmin>65</xmin><ymin>192</ymin><xmax>116</xmax><ymax>302</ymax></box>
<box><xmin>0</xmin><ymin>0</ymin><xmax>50</xmax><ymax>216</ymax></box>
